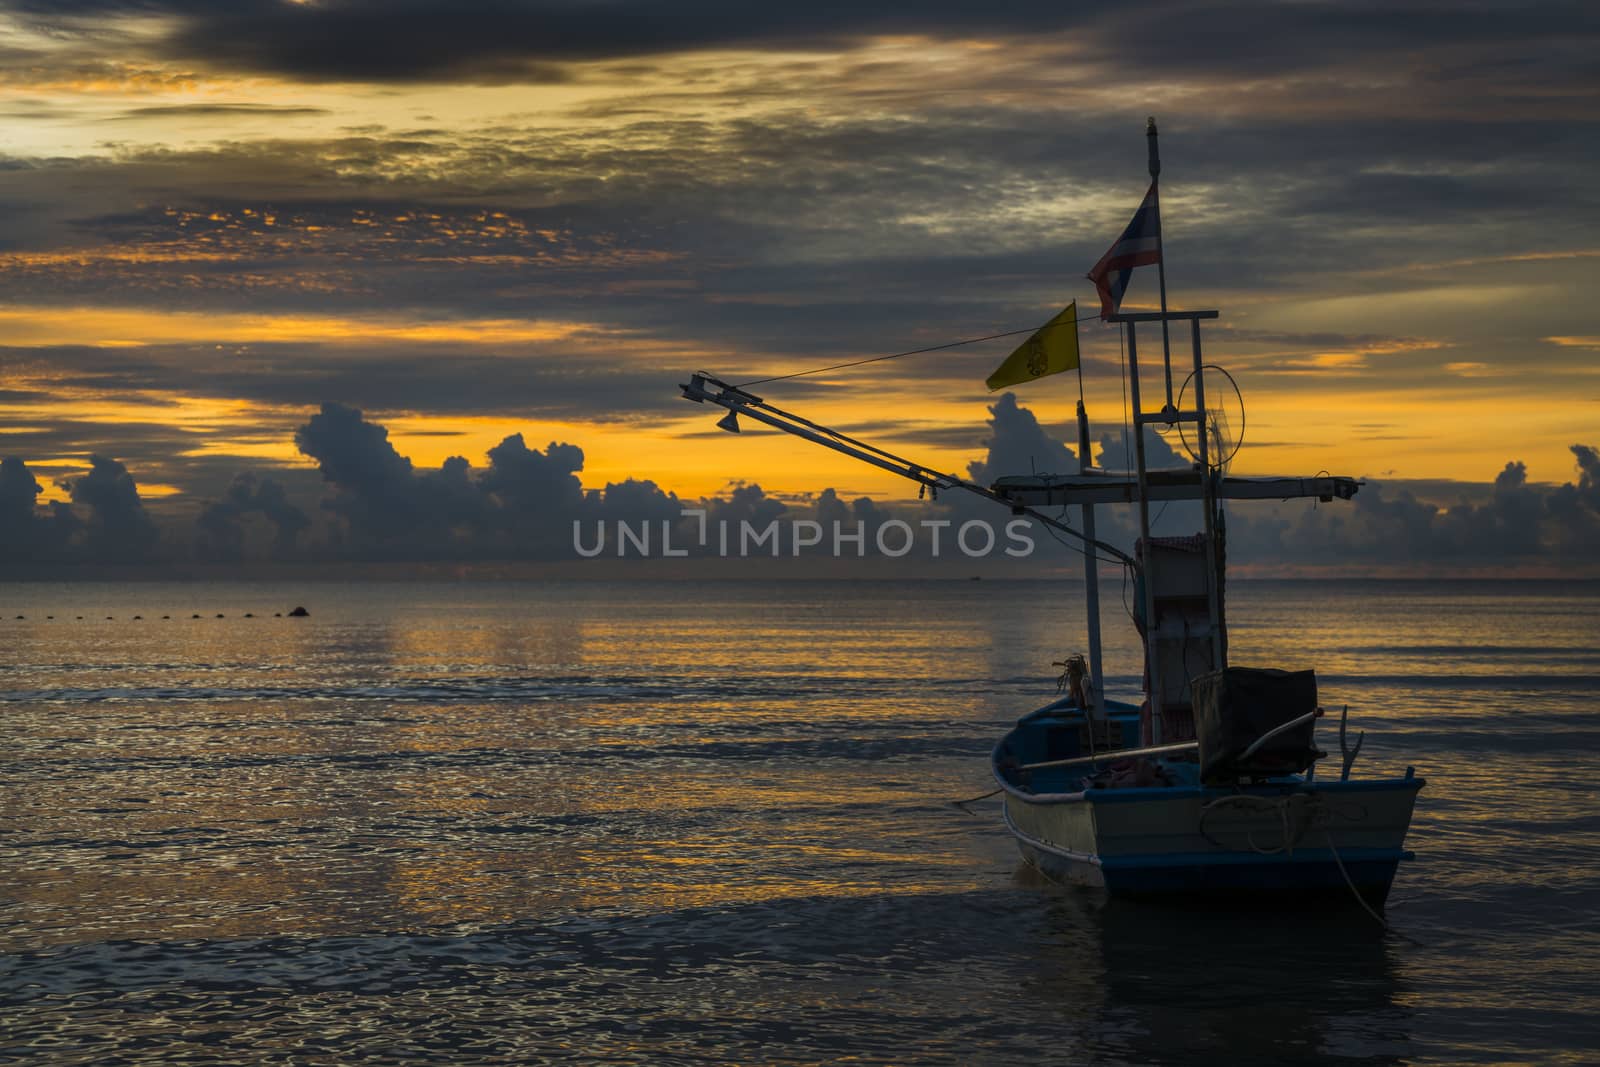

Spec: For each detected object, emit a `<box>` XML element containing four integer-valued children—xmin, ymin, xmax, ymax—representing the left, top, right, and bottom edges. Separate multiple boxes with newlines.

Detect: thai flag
<box><xmin>1087</xmin><ymin>182</ymin><xmax>1161</xmax><ymax>319</ymax></box>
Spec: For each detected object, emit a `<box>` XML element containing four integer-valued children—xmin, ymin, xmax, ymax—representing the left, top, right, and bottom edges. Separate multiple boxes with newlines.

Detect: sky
<box><xmin>0</xmin><ymin>0</ymin><xmax>1597</xmax><ymax>574</ymax></box>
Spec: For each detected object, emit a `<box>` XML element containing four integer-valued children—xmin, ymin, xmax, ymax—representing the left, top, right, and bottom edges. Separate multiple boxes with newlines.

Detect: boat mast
<box><xmin>1114</xmin><ymin>117</ymin><xmax>1228</xmax><ymax>745</ymax></box>
<box><xmin>1193</xmin><ymin>317</ymin><xmax>1224</xmax><ymax>675</ymax></box>
<box><xmin>1117</xmin><ymin>301</ymin><xmax>1223</xmax><ymax>745</ymax></box>
<box><xmin>1125</xmin><ymin>314</ymin><xmax>1158</xmax><ymax>738</ymax></box>
<box><xmin>1148</xmin><ymin>117</ymin><xmax>1176</xmax><ymax>416</ymax></box>
<box><xmin>1076</xmin><ymin>398</ymin><xmax>1105</xmax><ymax>715</ymax></box>
<box><xmin>679</xmin><ymin>120</ymin><xmax>1360</xmax><ymax>725</ymax></box>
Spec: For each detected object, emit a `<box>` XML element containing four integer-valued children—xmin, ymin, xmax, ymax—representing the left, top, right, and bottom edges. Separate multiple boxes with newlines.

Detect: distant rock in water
<box><xmin>244</xmin><ymin>613</ymin><xmax>254</xmax><ymax>618</ymax></box>
<box><xmin>288</xmin><ymin>606</ymin><xmax>309</xmax><ymax>617</ymax></box>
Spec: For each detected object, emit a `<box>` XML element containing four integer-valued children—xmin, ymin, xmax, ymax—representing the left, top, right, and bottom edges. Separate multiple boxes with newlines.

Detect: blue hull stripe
<box><xmin>1004</xmin><ymin>805</ymin><xmax>1408</xmax><ymax>896</ymax></box>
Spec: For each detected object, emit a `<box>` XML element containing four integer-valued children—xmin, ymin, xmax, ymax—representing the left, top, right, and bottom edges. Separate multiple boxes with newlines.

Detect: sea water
<box><xmin>2</xmin><ymin>579</ymin><xmax>1597</xmax><ymax>1064</ymax></box>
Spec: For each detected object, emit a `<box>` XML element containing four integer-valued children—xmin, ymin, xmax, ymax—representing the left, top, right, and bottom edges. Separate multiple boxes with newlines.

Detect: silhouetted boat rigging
<box><xmin>678</xmin><ymin>118</ymin><xmax>1421</xmax><ymax>911</ymax></box>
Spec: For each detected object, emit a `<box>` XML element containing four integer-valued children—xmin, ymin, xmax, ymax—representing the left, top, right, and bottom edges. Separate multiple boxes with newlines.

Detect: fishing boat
<box><xmin>679</xmin><ymin>119</ymin><xmax>1422</xmax><ymax>910</ymax></box>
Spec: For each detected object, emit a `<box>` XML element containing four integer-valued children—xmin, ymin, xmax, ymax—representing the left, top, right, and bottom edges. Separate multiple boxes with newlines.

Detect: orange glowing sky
<box><xmin>1</xmin><ymin>1</ymin><xmax>1596</xmax><ymax>561</ymax></box>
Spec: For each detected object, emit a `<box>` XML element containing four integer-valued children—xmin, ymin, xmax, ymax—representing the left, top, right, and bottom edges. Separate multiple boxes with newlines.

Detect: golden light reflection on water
<box><xmin>2</xmin><ymin>579</ymin><xmax>1598</xmax><ymax>1062</ymax></box>
<box><xmin>0</xmin><ymin>589</ymin><xmax>1011</xmax><ymax>943</ymax></box>
<box><xmin>3</xmin><ymin>579</ymin><xmax>1596</xmax><ymax>941</ymax></box>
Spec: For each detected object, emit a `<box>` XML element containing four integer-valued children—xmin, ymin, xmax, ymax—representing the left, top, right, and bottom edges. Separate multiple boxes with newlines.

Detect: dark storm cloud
<box><xmin>291</xmin><ymin>402</ymin><xmax>672</xmax><ymax>559</ymax></box>
<box><xmin>270</xmin><ymin>403</ymin><xmax>1034</xmax><ymax>561</ymax></box>
<box><xmin>7</xmin><ymin>0</ymin><xmax>1593</xmax><ymax>87</ymax></box>
<box><xmin>194</xmin><ymin>472</ymin><xmax>310</xmax><ymax>559</ymax></box>
<box><xmin>1</xmin><ymin>455</ymin><xmax>46</xmax><ymax>552</ymax></box>
<box><xmin>960</xmin><ymin>400</ymin><xmax>1600</xmax><ymax>570</ymax></box>
<box><xmin>59</xmin><ymin>454</ymin><xmax>159</xmax><ymax>560</ymax></box>
<box><xmin>0</xmin><ymin>456</ymin><xmax>40</xmax><ymax>521</ymax></box>
<box><xmin>0</xmin><ymin>101</ymin><xmax>74</xmax><ymax>121</ymax></box>
<box><xmin>4</xmin><ymin>402</ymin><xmax>689</xmax><ymax>566</ymax></box>
<box><xmin>0</xmin><ymin>386</ymin><xmax>61</xmax><ymax>403</ymax></box>
<box><xmin>1434</xmin><ymin>461</ymin><xmax>1545</xmax><ymax>557</ymax></box>
<box><xmin>0</xmin><ymin>398</ymin><xmax>309</xmax><ymax>500</ymax></box>
<box><xmin>5</xmin><ymin>0</ymin><xmax>1088</xmax><ymax>82</ymax></box>
<box><xmin>0</xmin><ymin>416</ymin><xmax>205</xmax><ymax>457</ymax></box>
<box><xmin>0</xmin><ymin>457</ymin><xmax>81</xmax><ymax>560</ymax></box>
<box><xmin>706</xmin><ymin>482</ymin><xmax>788</xmax><ymax>536</ymax></box>
<box><xmin>1570</xmin><ymin>445</ymin><xmax>1600</xmax><ymax>506</ymax></box>
<box><xmin>1217</xmin><ymin>445</ymin><xmax>1600</xmax><ymax>572</ymax></box>
<box><xmin>966</xmin><ymin>393</ymin><xmax>1077</xmax><ymax>484</ymax></box>
<box><xmin>1544</xmin><ymin>445</ymin><xmax>1600</xmax><ymax>558</ymax></box>
<box><xmin>1093</xmin><ymin>427</ymin><xmax>1184</xmax><ymax>473</ymax></box>
<box><xmin>2</xmin><ymin>105</ymin><xmax>1590</xmax><ymax>358</ymax></box>
<box><xmin>0</xmin><ymin>342</ymin><xmax>701</xmax><ymax>427</ymax></box>
<box><xmin>8</xmin><ymin>395</ymin><xmax>1085</xmax><ymax>566</ymax></box>
<box><xmin>111</xmin><ymin>104</ymin><xmax>333</xmax><ymax>119</ymax></box>
<box><xmin>591</xmin><ymin>476</ymin><xmax>683</xmax><ymax>526</ymax></box>
<box><xmin>1</xmin><ymin>36</ymin><xmax>1592</xmax><ymax>327</ymax></box>
<box><xmin>1090</xmin><ymin>1</ymin><xmax>1598</xmax><ymax>78</ymax></box>
<box><xmin>6</xmin><ymin>397</ymin><xmax>1600</xmax><ymax>570</ymax></box>
<box><xmin>826</xmin><ymin>421</ymin><xmax>991</xmax><ymax>455</ymax></box>
<box><xmin>477</xmin><ymin>433</ymin><xmax>587</xmax><ymax>555</ymax></box>
<box><xmin>294</xmin><ymin>401</ymin><xmax>490</xmax><ymax>556</ymax></box>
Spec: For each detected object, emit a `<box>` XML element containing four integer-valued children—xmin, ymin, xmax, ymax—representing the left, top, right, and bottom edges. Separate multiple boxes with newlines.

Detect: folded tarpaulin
<box><xmin>1191</xmin><ymin>666</ymin><xmax>1318</xmax><ymax>784</ymax></box>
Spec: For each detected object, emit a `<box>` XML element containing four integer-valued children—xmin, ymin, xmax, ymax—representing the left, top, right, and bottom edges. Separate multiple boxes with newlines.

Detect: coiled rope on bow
<box><xmin>1199</xmin><ymin>793</ymin><xmax>1322</xmax><ymax>856</ymax></box>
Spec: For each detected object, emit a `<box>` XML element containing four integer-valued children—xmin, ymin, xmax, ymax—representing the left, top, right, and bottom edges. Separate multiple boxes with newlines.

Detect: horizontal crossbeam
<box><xmin>991</xmin><ymin>470</ymin><xmax>1361</xmax><ymax>507</ymax></box>
<box><xmin>1106</xmin><ymin>309</ymin><xmax>1220</xmax><ymax>323</ymax></box>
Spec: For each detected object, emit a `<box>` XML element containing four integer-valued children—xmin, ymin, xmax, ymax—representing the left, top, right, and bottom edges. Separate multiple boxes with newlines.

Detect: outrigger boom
<box><xmin>679</xmin><ymin>370</ymin><xmax>1358</xmax><ymax>553</ymax></box>
<box><xmin>678</xmin><ymin>372</ymin><xmax>1136</xmax><ymax>566</ymax></box>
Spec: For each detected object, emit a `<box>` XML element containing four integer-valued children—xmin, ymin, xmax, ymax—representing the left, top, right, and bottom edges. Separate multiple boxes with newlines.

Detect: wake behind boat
<box><xmin>679</xmin><ymin>117</ymin><xmax>1422</xmax><ymax>910</ymax></box>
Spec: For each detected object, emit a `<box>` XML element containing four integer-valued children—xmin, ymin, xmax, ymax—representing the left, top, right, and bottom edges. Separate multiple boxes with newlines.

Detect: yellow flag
<box><xmin>986</xmin><ymin>302</ymin><xmax>1080</xmax><ymax>391</ymax></box>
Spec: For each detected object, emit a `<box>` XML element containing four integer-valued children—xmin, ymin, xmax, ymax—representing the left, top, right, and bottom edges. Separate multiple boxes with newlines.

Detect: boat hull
<box><xmin>999</xmin><ymin>775</ymin><xmax>1423</xmax><ymax>908</ymax></box>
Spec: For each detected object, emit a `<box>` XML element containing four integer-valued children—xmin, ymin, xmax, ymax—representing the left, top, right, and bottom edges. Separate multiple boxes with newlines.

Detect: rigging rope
<box><xmin>950</xmin><ymin>786</ymin><xmax>1003</xmax><ymax>812</ymax></box>
<box><xmin>1038</xmin><ymin>514</ymin><xmax>1128</xmax><ymax>567</ymax></box>
<box><xmin>1197</xmin><ymin>793</ymin><xmax>1422</xmax><ymax>943</ymax></box>
<box><xmin>735</xmin><ymin>310</ymin><xmax>1106</xmax><ymax>388</ymax></box>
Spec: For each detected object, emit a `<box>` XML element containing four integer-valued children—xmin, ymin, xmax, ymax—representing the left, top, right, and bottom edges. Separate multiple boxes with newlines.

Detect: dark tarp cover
<box><xmin>1191</xmin><ymin>667</ymin><xmax>1319</xmax><ymax>783</ymax></box>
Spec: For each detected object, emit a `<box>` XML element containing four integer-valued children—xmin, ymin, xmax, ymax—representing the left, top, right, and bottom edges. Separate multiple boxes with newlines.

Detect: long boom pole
<box><xmin>679</xmin><ymin>374</ymin><xmax>1135</xmax><ymax>567</ymax></box>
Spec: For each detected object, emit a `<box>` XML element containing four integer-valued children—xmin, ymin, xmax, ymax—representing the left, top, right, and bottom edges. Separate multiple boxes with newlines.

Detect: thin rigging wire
<box><xmin>730</xmin><ymin>306</ymin><xmax>1149</xmax><ymax>570</ymax></box>
<box><xmin>1037</xmin><ymin>505</ymin><xmax>1125</xmax><ymax>567</ymax></box>
<box><xmin>1119</xmin><ymin>558</ymin><xmax>1138</xmax><ymax>625</ymax></box>
<box><xmin>1118</xmin><ymin>322</ymin><xmax>1131</xmax><ymax>472</ymax></box>
<box><xmin>735</xmin><ymin>310</ymin><xmax>1106</xmax><ymax>388</ymax></box>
